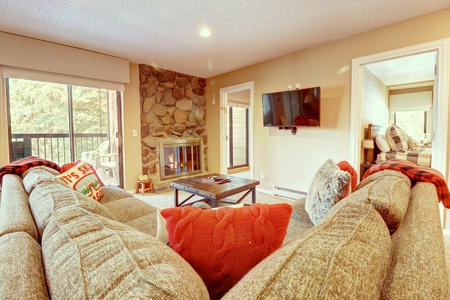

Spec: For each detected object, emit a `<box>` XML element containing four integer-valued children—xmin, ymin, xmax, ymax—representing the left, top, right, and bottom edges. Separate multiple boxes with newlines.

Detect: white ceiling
<box><xmin>366</xmin><ymin>51</ymin><xmax>437</xmax><ymax>86</ymax></box>
<box><xmin>0</xmin><ymin>1</ymin><xmax>449</xmax><ymax>78</ymax></box>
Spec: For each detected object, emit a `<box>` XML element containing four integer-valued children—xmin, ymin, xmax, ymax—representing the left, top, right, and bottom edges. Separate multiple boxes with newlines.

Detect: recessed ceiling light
<box><xmin>199</xmin><ymin>28</ymin><xmax>212</xmax><ymax>37</ymax></box>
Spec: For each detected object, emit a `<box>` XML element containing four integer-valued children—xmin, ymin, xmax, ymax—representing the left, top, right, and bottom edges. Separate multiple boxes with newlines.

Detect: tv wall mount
<box><xmin>279</xmin><ymin>126</ymin><xmax>297</xmax><ymax>135</ymax></box>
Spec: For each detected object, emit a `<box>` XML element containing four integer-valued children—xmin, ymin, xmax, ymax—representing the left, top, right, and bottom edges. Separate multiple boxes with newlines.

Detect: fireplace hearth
<box><xmin>159</xmin><ymin>139</ymin><xmax>204</xmax><ymax>180</ymax></box>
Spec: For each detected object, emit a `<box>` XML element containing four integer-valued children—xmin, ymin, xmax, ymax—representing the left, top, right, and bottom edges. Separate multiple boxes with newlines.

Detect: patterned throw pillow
<box><xmin>385</xmin><ymin>124</ymin><xmax>409</xmax><ymax>152</ymax></box>
<box><xmin>305</xmin><ymin>159</ymin><xmax>350</xmax><ymax>225</ymax></box>
<box><xmin>160</xmin><ymin>203</ymin><xmax>292</xmax><ymax>299</ymax></box>
<box><xmin>57</xmin><ymin>161</ymin><xmax>104</xmax><ymax>201</ymax></box>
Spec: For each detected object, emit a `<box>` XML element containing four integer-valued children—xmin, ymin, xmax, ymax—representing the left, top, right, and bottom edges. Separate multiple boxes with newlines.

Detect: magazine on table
<box><xmin>202</xmin><ymin>175</ymin><xmax>230</xmax><ymax>184</ymax></box>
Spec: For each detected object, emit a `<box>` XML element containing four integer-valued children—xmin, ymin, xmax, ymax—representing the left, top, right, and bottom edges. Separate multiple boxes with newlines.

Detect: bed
<box><xmin>367</xmin><ymin>124</ymin><xmax>432</xmax><ymax>167</ymax></box>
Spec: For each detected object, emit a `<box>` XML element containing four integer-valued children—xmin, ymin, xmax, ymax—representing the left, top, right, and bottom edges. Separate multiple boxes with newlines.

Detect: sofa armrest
<box><xmin>382</xmin><ymin>182</ymin><xmax>448</xmax><ymax>298</ymax></box>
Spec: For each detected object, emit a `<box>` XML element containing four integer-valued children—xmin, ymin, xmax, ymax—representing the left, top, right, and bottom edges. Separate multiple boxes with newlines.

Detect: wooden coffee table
<box><xmin>170</xmin><ymin>173</ymin><xmax>260</xmax><ymax>208</ymax></box>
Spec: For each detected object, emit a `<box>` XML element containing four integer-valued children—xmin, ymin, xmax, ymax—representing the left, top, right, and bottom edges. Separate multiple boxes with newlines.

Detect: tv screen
<box><xmin>262</xmin><ymin>87</ymin><xmax>320</xmax><ymax>127</ymax></box>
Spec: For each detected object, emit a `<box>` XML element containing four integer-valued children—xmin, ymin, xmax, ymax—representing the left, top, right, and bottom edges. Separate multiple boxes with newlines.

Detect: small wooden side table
<box><xmin>360</xmin><ymin>162</ymin><xmax>375</xmax><ymax>181</ymax></box>
<box><xmin>136</xmin><ymin>175</ymin><xmax>154</xmax><ymax>195</ymax></box>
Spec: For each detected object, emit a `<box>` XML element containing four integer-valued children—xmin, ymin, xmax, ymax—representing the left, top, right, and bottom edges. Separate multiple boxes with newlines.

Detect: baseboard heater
<box><xmin>272</xmin><ymin>185</ymin><xmax>307</xmax><ymax>200</ymax></box>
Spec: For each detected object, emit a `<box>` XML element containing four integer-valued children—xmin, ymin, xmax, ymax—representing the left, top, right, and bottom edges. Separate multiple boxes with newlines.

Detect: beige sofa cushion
<box><xmin>29</xmin><ymin>180</ymin><xmax>115</xmax><ymax>239</ymax></box>
<box><xmin>100</xmin><ymin>185</ymin><xmax>135</xmax><ymax>204</ymax></box>
<box><xmin>350</xmin><ymin>171</ymin><xmax>411</xmax><ymax>233</ymax></box>
<box><xmin>223</xmin><ymin>201</ymin><xmax>392</xmax><ymax>299</ymax></box>
<box><xmin>284</xmin><ymin>197</ymin><xmax>314</xmax><ymax>244</ymax></box>
<box><xmin>0</xmin><ymin>175</ymin><xmax>39</xmax><ymax>241</ymax></box>
<box><xmin>382</xmin><ymin>182</ymin><xmax>448</xmax><ymax>299</ymax></box>
<box><xmin>41</xmin><ymin>206</ymin><xmax>209</xmax><ymax>299</ymax></box>
<box><xmin>0</xmin><ymin>232</ymin><xmax>49</xmax><ymax>299</ymax></box>
<box><xmin>22</xmin><ymin>166</ymin><xmax>64</xmax><ymax>194</ymax></box>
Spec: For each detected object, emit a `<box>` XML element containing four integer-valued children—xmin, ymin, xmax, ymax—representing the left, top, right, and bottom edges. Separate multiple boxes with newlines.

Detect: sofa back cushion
<box><xmin>22</xmin><ymin>166</ymin><xmax>64</xmax><ymax>194</ymax></box>
<box><xmin>223</xmin><ymin>201</ymin><xmax>392</xmax><ymax>299</ymax></box>
<box><xmin>29</xmin><ymin>180</ymin><xmax>115</xmax><ymax>240</ymax></box>
<box><xmin>340</xmin><ymin>170</ymin><xmax>411</xmax><ymax>233</ymax></box>
<box><xmin>0</xmin><ymin>175</ymin><xmax>39</xmax><ymax>241</ymax></box>
<box><xmin>41</xmin><ymin>206</ymin><xmax>209</xmax><ymax>299</ymax></box>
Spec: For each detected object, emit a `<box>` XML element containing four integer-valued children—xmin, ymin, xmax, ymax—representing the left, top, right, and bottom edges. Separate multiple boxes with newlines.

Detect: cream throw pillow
<box><xmin>375</xmin><ymin>135</ymin><xmax>391</xmax><ymax>152</ymax></box>
<box><xmin>305</xmin><ymin>159</ymin><xmax>350</xmax><ymax>225</ymax></box>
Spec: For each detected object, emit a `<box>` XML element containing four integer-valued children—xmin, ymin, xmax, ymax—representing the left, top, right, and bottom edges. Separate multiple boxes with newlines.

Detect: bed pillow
<box><xmin>57</xmin><ymin>161</ymin><xmax>104</xmax><ymax>201</ymax></box>
<box><xmin>160</xmin><ymin>203</ymin><xmax>292</xmax><ymax>298</ymax></box>
<box><xmin>407</xmin><ymin>137</ymin><xmax>421</xmax><ymax>151</ymax></box>
<box><xmin>305</xmin><ymin>159</ymin><xmax>350</xmax><ymax>225</ymax></box>
<box><xmin>385</xmin><ymin>124</ymin><xmax>409</xmax><ymax>152</ymax></box>
<box><xmin>375</xmin><ymin>135</ymin><xmax>391</xmax><ymax>152</ymax></box>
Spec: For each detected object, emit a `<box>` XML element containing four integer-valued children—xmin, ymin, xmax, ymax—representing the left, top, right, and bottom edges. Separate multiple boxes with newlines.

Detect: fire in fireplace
<box><xmin>159</xmin><ymin>139</ymin><xmax>204</xmax><ymax>180</ymax></box>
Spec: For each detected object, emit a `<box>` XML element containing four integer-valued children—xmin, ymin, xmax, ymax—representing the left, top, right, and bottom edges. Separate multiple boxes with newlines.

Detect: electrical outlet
<box><xmin>287</xmin><ymin>85</ymin><xmax>292</xmax><ymax>90</ymax></box>
<box><xmin>295</xmin><ymin>83</ymin><xmax>301</xmax><ymax>89</ymax></box>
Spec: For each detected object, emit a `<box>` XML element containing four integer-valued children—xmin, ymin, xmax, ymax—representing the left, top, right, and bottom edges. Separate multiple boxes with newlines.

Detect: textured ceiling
<box><xmin>0</xmin><ymin>1</ymin><xmax>449</xmax><ymax>78</ymax></box>
<box><xmin>366</xmin><ymin>52</ymin><xmax>436</xmax><ymax>86</ymax></box>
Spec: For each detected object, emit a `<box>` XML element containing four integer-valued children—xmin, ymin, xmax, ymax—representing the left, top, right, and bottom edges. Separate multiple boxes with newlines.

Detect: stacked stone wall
<box><xmin>139</xmin><ymin>64</ymin><xmax>208</xmax><ymax>190</ymax></box>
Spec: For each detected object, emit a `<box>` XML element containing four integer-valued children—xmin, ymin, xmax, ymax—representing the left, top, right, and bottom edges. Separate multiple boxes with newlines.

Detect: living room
<box><xmin>1</xmin><ymin>3</ymin><xmax>450</xmax><ymax>299</ymax></box>
<box><xmin>4</xmin><ymin>6</ymin><xmax>450</xmax><ymax>227</ymax></box>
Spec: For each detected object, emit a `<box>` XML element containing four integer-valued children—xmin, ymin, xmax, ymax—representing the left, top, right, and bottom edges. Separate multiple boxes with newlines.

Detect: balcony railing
<box><xmin>11</xmin><ymin>133</ymin><xmax>108</xmax><ymax>165</ymax></box>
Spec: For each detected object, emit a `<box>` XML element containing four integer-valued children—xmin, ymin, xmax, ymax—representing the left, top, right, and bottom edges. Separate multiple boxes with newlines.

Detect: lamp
<box><xmin>362</xmin><ymin>139</ymin><xmax>374</xmax><ymax>163</ymax></box>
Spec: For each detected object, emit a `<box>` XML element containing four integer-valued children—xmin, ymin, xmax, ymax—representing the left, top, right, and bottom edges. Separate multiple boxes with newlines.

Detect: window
<box><xmin>393</xmin><ymin>110</ymin><xmax>429</xmax><ymax>143</ymax></box>
<box><xmin>389</xmin><ymin>89</ymin><xmax>433</xmax><ymax>145</ymax></box>
<box><xmin>228</xmin><ymin>106</ymin><xmax>249</xmax><ymax>169</ymax></box>
<box><xmin>6</xmin><ymin>78</ymin><xmax>123</xmax><ymax>186</ymax></box>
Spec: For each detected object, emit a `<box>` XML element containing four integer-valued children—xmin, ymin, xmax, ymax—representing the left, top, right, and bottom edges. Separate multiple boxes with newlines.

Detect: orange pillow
<box><xmin>337</xmin><ymin>160</ymin><xmax>358</xmax><ymax>197</ymax></box>
<box><xmin>58</xmin><ymin>160</ymin><xmax>104</xmax><ymax>201</ymax></box>
<box><xmin>161</xmin><ymin>203</ymin><xmax>292</xmax><ymax>298</ymax></box>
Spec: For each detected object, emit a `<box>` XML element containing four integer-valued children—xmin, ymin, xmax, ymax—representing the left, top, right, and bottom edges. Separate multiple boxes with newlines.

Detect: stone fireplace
<box><xmin>139</xmin><ymin>64</ymin><xmax>208</xmax><ymax>191</ymax></box>
<box><xmin>159</xmin><ymin>139</ymin><xmax>204</xmax><ymax>180</ymax></box>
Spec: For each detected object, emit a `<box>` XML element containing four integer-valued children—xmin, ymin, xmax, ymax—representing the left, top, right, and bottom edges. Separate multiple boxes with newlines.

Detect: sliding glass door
<box><xmin>7</xmin><ymin>78</ymin><xmax>123</xmax><ymax>186</ymax></box>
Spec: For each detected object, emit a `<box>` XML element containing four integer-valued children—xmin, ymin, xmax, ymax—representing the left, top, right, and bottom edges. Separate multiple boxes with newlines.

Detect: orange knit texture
<box><xmin>161</xmin><ymin>203</ymin><xmax>292</xmax><ymax>298</ymax></box>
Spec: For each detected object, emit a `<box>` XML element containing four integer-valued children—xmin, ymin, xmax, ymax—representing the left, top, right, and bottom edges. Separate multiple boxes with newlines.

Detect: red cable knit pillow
<box><xmin>337</xmin><ymin>160</ymin><xmax>358</xmax><ymax>197</ymax></box>
<box><xmin>161</xmin><ymin>203</ymin><xmax>292</xmax><ymax>298</ymax></box>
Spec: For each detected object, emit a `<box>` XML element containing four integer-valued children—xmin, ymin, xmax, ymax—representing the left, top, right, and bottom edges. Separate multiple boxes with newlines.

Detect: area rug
<box><xmin>133</xmin><ymin>188</ymin><xmax>293</xmax><ymax>209</ymax></box>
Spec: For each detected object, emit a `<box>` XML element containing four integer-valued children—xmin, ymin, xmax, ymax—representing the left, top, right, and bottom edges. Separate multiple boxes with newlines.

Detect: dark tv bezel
<box><xmin>262</xmin><ymin>86</ymin><xmax>321</xmax><ymax>128</ymax></box>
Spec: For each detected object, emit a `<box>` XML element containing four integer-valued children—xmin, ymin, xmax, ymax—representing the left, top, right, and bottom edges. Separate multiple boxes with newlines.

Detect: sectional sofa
<box><xmin>0</xmin><ymin>166</ymin><xmax>447</xmax><ymax>299</ymax></box>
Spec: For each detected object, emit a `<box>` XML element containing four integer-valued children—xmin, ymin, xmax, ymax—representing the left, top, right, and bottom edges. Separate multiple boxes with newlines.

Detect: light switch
<box><xmin>132</xmin><ymin>129</ymin><xmax>137</xmax><ymax>137</ymax></box>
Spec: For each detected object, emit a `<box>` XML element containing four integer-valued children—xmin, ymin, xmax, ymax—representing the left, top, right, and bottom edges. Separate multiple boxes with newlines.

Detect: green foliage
<box><xmin>8</xmin><ymin>79</ymin><xmax>108</xmax><ymax>134</ymax></box>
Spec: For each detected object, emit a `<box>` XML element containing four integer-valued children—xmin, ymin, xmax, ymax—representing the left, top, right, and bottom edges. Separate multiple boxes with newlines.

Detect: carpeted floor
<box><xmin>132</xmin><ymin>188</ymin><xmax>293</xmax><ymax>209</ymax></box>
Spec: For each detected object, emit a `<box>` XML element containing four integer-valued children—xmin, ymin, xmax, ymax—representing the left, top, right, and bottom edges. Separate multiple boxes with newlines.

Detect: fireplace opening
<box><xmin>159</xmin><ymin>139</ymin><xmax>204</xmax><ymax>180</ymax></box>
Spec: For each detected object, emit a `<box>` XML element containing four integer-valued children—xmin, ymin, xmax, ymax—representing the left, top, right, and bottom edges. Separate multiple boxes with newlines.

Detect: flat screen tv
<box><xmin>262</xmin><ymin>87</ymin><xmax>320</xmax><ymax>127</ymax></box>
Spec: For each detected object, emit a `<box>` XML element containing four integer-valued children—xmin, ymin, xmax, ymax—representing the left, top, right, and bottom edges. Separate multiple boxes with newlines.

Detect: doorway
<box><xmin>350</xmin><ymin>39</ymin><xmax>449</xmax><ymax>228</ymax></box>
<box><xmin>219</xmin><ymin>82</ymin><xmax>254</xmax><ymax>179</ymax></box>
<box><xmin>350</xmin><ymin>39</ymin><xmax>449</xmax><ymax>177</ymax></box>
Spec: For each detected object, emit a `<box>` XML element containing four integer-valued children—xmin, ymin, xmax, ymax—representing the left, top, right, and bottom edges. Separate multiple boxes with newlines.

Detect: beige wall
<box><xmin>122</xmin><ymin>63</ymin><xmax>142</xmax><ymax>190</ymax></box>
<box><xmin>205</xmin><ymin>9</ymin><xmax>450</xmax><ymax>193</ymax></box>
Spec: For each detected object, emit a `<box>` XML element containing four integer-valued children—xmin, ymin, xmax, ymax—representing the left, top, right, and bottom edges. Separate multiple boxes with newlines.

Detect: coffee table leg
<box><xmin>174</xmin><ymin>188</ymin><xmax>179</xmax><ymax>207</ymax></box>
<box><xmin>251</xmin><ymin>187</ymin><xmax>256</xmax><ymax>204</ymax></box>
